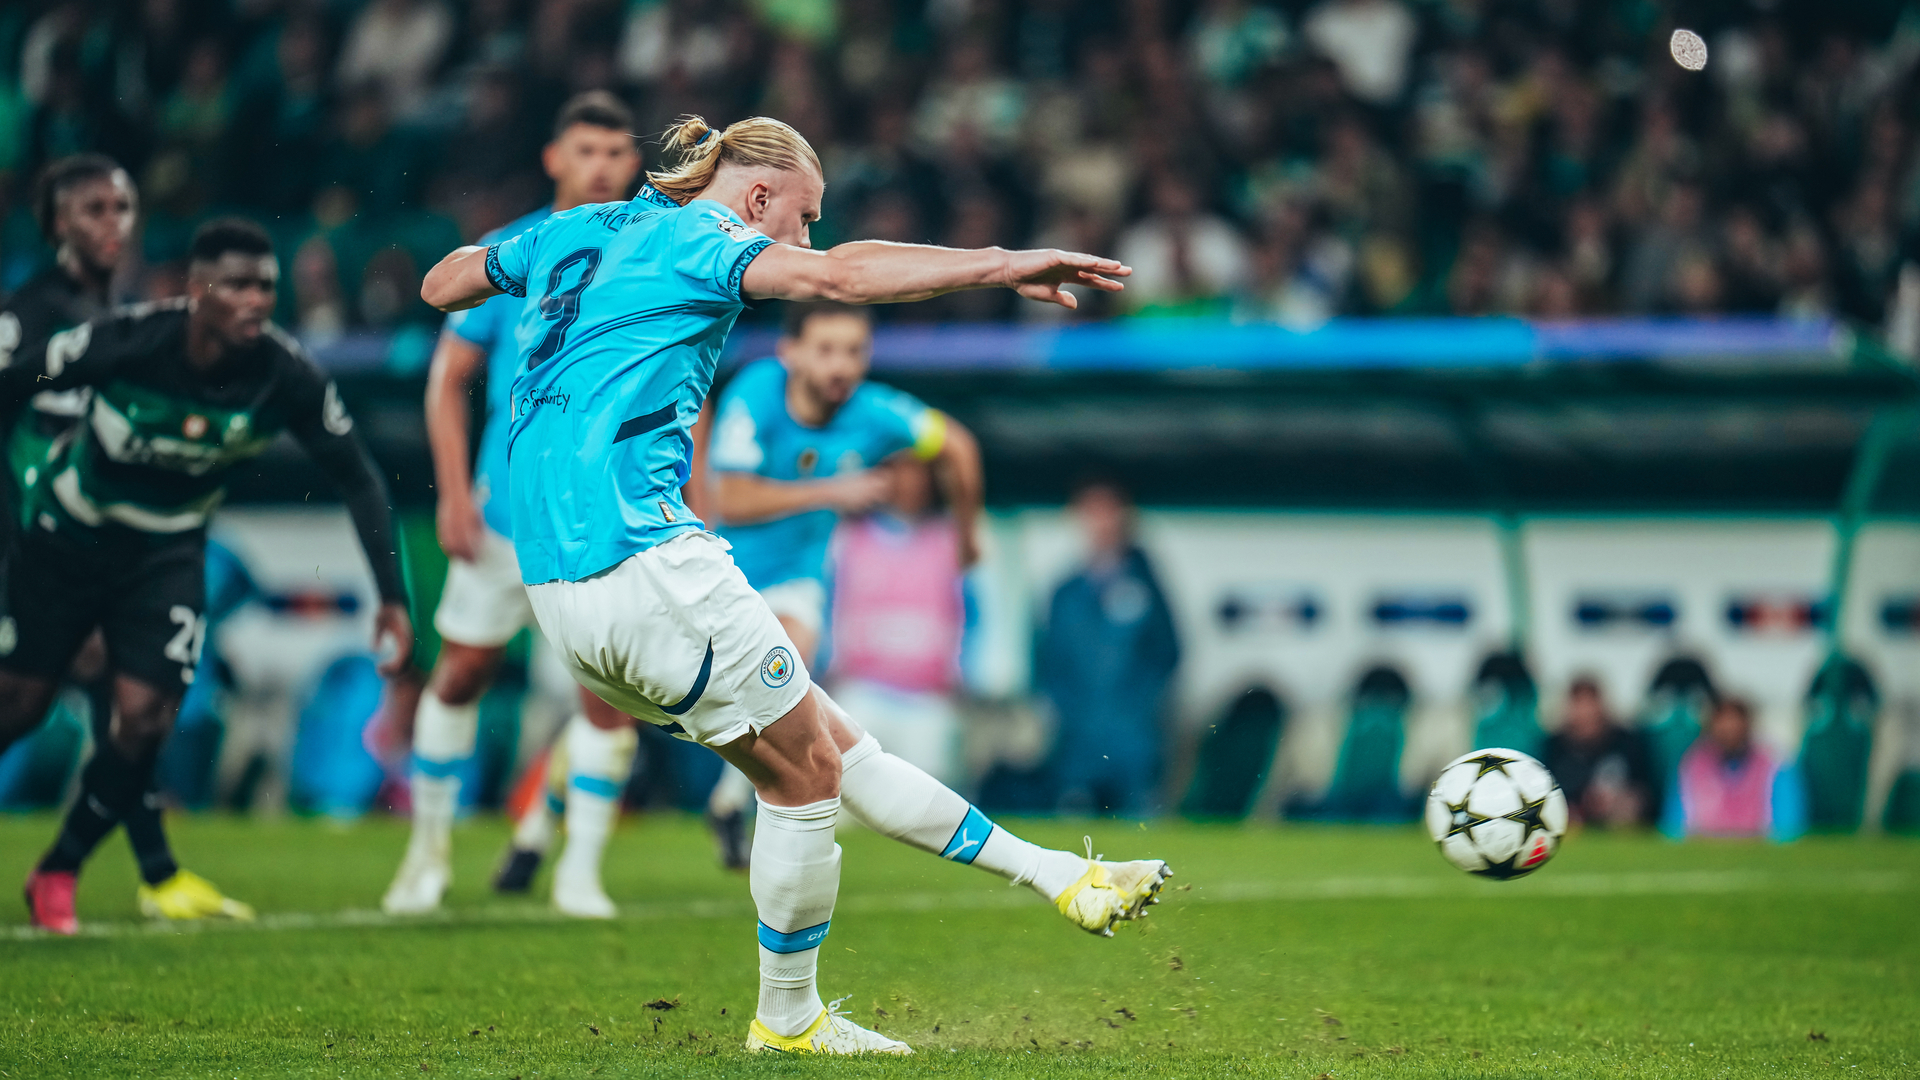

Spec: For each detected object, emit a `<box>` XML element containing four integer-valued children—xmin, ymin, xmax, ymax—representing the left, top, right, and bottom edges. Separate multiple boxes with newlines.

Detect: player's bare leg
<box><xmin>30</xmin><ymin>674</ymin><xmax>177</xmax><ymax>936</ymax></box>
<box><xmin>384</xmin><ymin>641</ymin><xmax>501</xmax><ymax>914</ymax></box>
<box><xmin>28</xmin><ymin>674</ymin><xmax>253</xmax><ymax>929</ymax></box>
<box><xmin>713</xmin><ymin>692</ymin><xmax>909</xmax><ymax>1054</ymax></box>
<box><xmin>549</xmin><ymin>689</ymin><xmax>636</xmax><ymax>918</ymax></box>
<box><xmin>70</xmin><ymin>633</ymin><xmax>187</xmax><ymax>898</ymax></box>
<box><xmin>816</xmin><ymin>688</ymin><xmax>1171</xmax><ymax>936</ymax></box>
<box><xmin>705</xmin><ymin>612</ymin><xmax>820</xmax><ymax>870</ymax></box>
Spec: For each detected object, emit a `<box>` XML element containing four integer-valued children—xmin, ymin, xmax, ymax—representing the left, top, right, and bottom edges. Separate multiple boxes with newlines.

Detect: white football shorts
<box><xmin>526</xmin><ymin>532</ymin><xmax>811</xmax><ymax>747</ymax></box>
<box><xmin>434</xmin><ymin>524</ymin><xmax>536</xmax><ymax>648</ymax></box>
<box><xmin>757</xmin><ymin>577</ymin><xmax>827</xmax><ymax>636</ymax></box>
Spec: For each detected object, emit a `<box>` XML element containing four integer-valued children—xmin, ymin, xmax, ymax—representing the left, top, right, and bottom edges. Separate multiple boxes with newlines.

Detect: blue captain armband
<box><xmin>728</xmin><ymin>237</ymin><xmax>774</xmax><ymax>299</ymax></box>
<box><xmin>485</xmin><ymin>244</ymin><xmax>525</xmax><ymax>298</ymax></box>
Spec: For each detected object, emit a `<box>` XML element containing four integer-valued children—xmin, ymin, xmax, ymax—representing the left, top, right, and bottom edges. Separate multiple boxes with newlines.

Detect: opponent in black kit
<box><xmin>2</xmin><ymin>156</ymin><xmax>131</xmax><ymax>505</ymax></box>
<box><xmin>0</xmin><ymin>218</ymin><xmax>413</xmax><ymax>933</ymax></box>
<box><xmin>0</xmin><ymin>154</ymin><xmax>230</xmax><ymax>928</ymax></box>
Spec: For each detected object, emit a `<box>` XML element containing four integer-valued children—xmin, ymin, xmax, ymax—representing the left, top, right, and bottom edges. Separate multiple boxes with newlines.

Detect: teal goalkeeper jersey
<box><xmin>486</xmin><ymin>184</ymin><xmax>773</xmax><ymax>584</ymax></box>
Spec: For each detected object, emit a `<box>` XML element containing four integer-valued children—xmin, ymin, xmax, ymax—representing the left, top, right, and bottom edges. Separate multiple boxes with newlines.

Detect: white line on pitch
<box><xmin>3</xmin><ymin>868</ymin><xmax>1909</xmax><ymax>943</ymax></box>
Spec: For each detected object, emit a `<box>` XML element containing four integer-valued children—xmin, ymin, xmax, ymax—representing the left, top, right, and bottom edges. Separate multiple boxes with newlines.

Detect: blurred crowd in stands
<box><xmin>4</xmin><ymin>0</ymin><xmax>1920</xmax><ymax>338</ymax></box>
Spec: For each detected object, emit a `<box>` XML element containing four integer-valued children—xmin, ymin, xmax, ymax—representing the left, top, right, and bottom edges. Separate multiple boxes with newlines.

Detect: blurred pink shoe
<box><xmin>24</xmin><ymin>869</ymin><xmax>78</xmax><ymax>935</ymax></box>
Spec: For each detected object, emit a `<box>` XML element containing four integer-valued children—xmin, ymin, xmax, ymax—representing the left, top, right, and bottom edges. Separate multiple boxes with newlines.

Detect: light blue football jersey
<box><xmin>487</xmin><ymin>185</ymin><xmax>774</xmax><ymax>584</ymax></box>
<box><xmin>710</xmin><ymin>357</ymin><xmax>944</xmax><ymax>590</ymax></box>
<box><xmin>442</xmin><ymin>206</ymin><xmax>548</xmax><ymax>537</ymax></box>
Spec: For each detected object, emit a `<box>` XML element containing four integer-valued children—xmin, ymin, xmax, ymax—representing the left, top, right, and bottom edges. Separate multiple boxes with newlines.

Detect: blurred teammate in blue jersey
<box><xmin>422</xmin><ymin>114</ymin><xmax>1166</xmax><ymax>1056</ymax></box>
<box><xmin>383</xmin><ymin>93</ymin><xmax>644</xmax><ymax>920</ymax></box>
<box><xmin>694</xmin><ymin>302</ymin><xmax>982</xmax><ymax>865</ymax></box>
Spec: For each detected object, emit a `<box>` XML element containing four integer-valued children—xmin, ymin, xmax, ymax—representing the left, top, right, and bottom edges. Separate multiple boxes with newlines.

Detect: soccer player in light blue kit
<box><xmin>385</xmin><ymin>93</ymin><xmax>646</xmax><ymax>920</ymax></box>
<box><xmin>696</xmin><ymin>303</ymin><xmax>983</xmax><ymax>862</ymax></box>
<box><xmin>422</xmin><ymin>115</ymin><xmax>1169</xmax><ymax>1055</ymax></box>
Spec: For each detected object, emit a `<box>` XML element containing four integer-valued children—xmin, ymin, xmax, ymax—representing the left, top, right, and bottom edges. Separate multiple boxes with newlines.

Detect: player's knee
<box><xmin>801</xmin><ymin>732</ymin><xmax>844</xmax><ymax>800</ymax></box>
<box><xmin>429</xmin><ymin>643</ymin><xmax>501</xmax><ymax>705</ymax></box>
<box><xmin>110</xmin><ymin>679</ymin><xmax>179</xmax><ymax>756</ymax></box>
<box><xmin>68</xmin><ymin>630</ymin><xmax>109</xmax><ymax>684</ymax></box>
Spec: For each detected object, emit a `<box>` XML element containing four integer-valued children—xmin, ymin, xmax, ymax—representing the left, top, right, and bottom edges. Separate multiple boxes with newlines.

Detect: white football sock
<box><xmin>751</xmin><ymin>797</ymin><xmax>841</xmax><ymax>1037</ymax></box>
<box><xmin>709</xmin><ymin>764</ymin><xmax>756</xmax><ymax>816</ymax></box>
<box><xmin>555</xmin><ymin>716</ymin><xmax>636</xmax><ymax>883</ymax></box>
<box><xmin>404</xmin><ymin>774</ymin><xmax>459</xmax><ymax>866</ymax></box>
<box><xmin>406</xmin><ymin>694</ymin><xmax>478</xmax><ymax>858</ymax></box>
<box><xmin>414</xmin><ymin>692</ymin><xmax>479</xmax><ymax>763</ymax></box>
<box><xmin>838</xmin><ymin>733</ymin><xmax>1085</xmax><ymax>902</ymax></box>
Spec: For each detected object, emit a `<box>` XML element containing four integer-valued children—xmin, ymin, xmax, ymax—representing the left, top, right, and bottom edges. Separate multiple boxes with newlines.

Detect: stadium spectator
<box><xmin>3</xmin><ymin>0</ymin><xmax>1919</xmax><ymax>333</ymax></box>
<box><xmin>222</xmin><ymin>14</ymin><xmax>333</xmax><ymax>215</ymax></box>
<box><xmin>1542</xmin><ymin>676</ymin><xmax>1653</xmax><ymax>829</ymax></box>
<box><xmin>1038</xmin><ymin>480</ymin><xmax>1180</xmax><ymax>816</ymax></box>
<box><xmin>912</xmin><ymin>36</ymin><xmax>1026</xmax><ymax>160</ymax></box>
<box><xmin>1116</xmin><ymin>173</ymin><xmax>1250</xmax><ymax>315</ymax></box>
<box><xmin>827</xmin><ymin>458</ymin><xmax>968</xmax><ymax>784</ymax></box>
<box><xmin>1671</xmin><ymin>696</ymin><xmax>1805</xmax><ymax>840</ymax></box>
<box><xmin>1301</xmin><ymin>0</ymin><xmax>1417</xmax><ymax>108</ymax></box>
<box><xmin>334</xmin><ymin>0</ymin><xmax>453</xmax><ymax>121</ymax></box>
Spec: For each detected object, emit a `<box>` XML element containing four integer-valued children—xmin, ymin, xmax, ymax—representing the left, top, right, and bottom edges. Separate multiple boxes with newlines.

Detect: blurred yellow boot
<box><xmin>137</xmin><ymin>870</ymin><xmax>256</xmax><ymax>922</ymax></box>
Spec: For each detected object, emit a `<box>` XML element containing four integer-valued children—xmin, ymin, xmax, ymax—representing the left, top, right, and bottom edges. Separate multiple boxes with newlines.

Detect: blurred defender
<box><xmin>0</xmin><ymin>218</ymin><xmax>411</xmax><ymax>933</ymax></box>
<box><xmin>3</xmin><ymin>157</ymin><xmax>249</xmax><ymax>929</ymax></box>
<box><xmin>422</xmin><ymin>114</ymin><xmax>1165</xmax><ymax>1055</ymax></box>
<box><xmin>382</xmin><ymin>93</ymin><xmax>645</xmax><ymax>919</ymax></box>
<box><xmin>697</xmin><ymin>302</ymin><xmax>982</xmax><ymax>862</ymax></box>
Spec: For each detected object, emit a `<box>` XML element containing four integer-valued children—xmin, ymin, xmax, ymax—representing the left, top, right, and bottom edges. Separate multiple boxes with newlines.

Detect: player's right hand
<box><xmin>437</xmin><ymin>491</ymin><xmax>486</xmax><ymax>562</ymax></box>
<box><xmin>1004</xmin><ymin>249</ymin><xmax>1130</xmax><ymax>309</ymax></box>
<box><xmin>824</xmin><ymin>469</ymin><xmax>892</xmax><ymax>514</ymax></box>
<box><xmin>373</xmin><ymin>601</ymin><xmax>415</xmax><ymax>677</ymax></box>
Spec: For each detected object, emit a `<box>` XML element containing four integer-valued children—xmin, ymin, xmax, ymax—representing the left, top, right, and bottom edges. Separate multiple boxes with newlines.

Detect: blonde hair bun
<box><xmin>648</xmin><ymin>115</ymin><xmax>820</xmax><ymax>204</ymax></box>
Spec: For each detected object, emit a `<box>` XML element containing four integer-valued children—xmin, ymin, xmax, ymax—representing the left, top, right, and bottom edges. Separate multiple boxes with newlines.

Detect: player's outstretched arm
<box><xmin>287</xmin><ymin>372</ymin><xmax>415</xmax><ymax>675</ymax></box>
<box><xmin>423</xmin><ymin>333</ymin><xmax>489</xmax><ymax>561</ymax></box>
<box><xmin>929</xmin><ymin>415</ymin><xmax>985</xmax><ymax>567</ymax></box>
<box><xmin>715</xmin><ymin>469</ymin><xmax>891</xmax><ymax>526</ymax></box>
<box><xmin>422</xmin><ymin>246</ymin><xmax>502</xmax><ymax>312</ymax></box>
<box><xmin>742</xmin><ymin>242</ymin><xmax>1129</xmax><ymax>309</ymax></box>
<box><xmin>0</xmin><ymin>319</ymin><xmax>110</xmax><ymax>418</ymax></box>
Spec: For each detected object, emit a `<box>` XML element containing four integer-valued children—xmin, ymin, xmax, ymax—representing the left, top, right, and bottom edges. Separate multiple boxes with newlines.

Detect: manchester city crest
<box><xmin>760</xmin><ymin>646</ymin><xmax>795</xmax><ymax>688</ymax></box>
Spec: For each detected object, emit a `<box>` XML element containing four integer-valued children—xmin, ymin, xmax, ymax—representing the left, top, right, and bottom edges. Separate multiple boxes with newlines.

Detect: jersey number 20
<box><xmin>527</xmin><ymin>247</ymin><xmax>603</xmax><ymax>369</ymax></box>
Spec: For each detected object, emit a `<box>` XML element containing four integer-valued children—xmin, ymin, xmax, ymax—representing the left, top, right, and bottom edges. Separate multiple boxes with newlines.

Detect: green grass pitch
<box><xmin>0</xmin><ymin>812</ymin><xmax>1914</xmax><ymax>1078</ymax></box>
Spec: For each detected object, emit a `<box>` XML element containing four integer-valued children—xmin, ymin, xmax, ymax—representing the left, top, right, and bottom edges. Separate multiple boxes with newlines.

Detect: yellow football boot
<box><xmin>137</xmin><ymin>870</ymin><xmax>256</xmax><ymax>922</ymax></box>
<box><xmin>746</xmin><ymin>1000</ymin><xmax>912</xmax><ymax>1055</ymax></box>
<box><xmin>1054</xmin><ymin>856</ymin><xmax>1173</xmax><ymax>937</ymax></box>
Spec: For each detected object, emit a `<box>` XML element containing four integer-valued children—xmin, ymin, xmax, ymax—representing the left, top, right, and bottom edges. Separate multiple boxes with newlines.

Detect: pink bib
<box><xmin>831</xmin><ymin>516</ymin><xmax>963</xmax><ymax>693</ymax></box>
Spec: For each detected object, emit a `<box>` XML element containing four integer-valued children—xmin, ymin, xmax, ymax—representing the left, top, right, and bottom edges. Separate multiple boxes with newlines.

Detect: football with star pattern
<box><xmin>1425</xmin><ymin>748</ymin><xmax>1569</xmax><ymax>879</ymax></box>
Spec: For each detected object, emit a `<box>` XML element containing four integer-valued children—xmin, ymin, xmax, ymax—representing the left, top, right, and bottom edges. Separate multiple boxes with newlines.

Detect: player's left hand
<box><xmin>1004</xmin><ymin>249</ymin><xmax>1130</xmax><ymax>309</ymax></box>
<box><xmin>373</xmin><ymin>601</ymin><xmax>414</xmax><ymax>676</ymax></box>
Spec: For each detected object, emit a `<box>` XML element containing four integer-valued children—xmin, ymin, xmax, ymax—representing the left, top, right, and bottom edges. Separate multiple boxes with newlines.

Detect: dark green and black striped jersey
<box><xmin>0</xmin><ymin>265</ymin><xmax>103</xmax><ymax>402</ymax></box>
<box><xmin>0</xmin><ymin>265</ymin><xmax>106</xmax><ymax>527</ymax></box>
<box><xmin>0</xmin><ymin>299</ymin><xmax>405</xmax><ymax>602</ymax></box>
